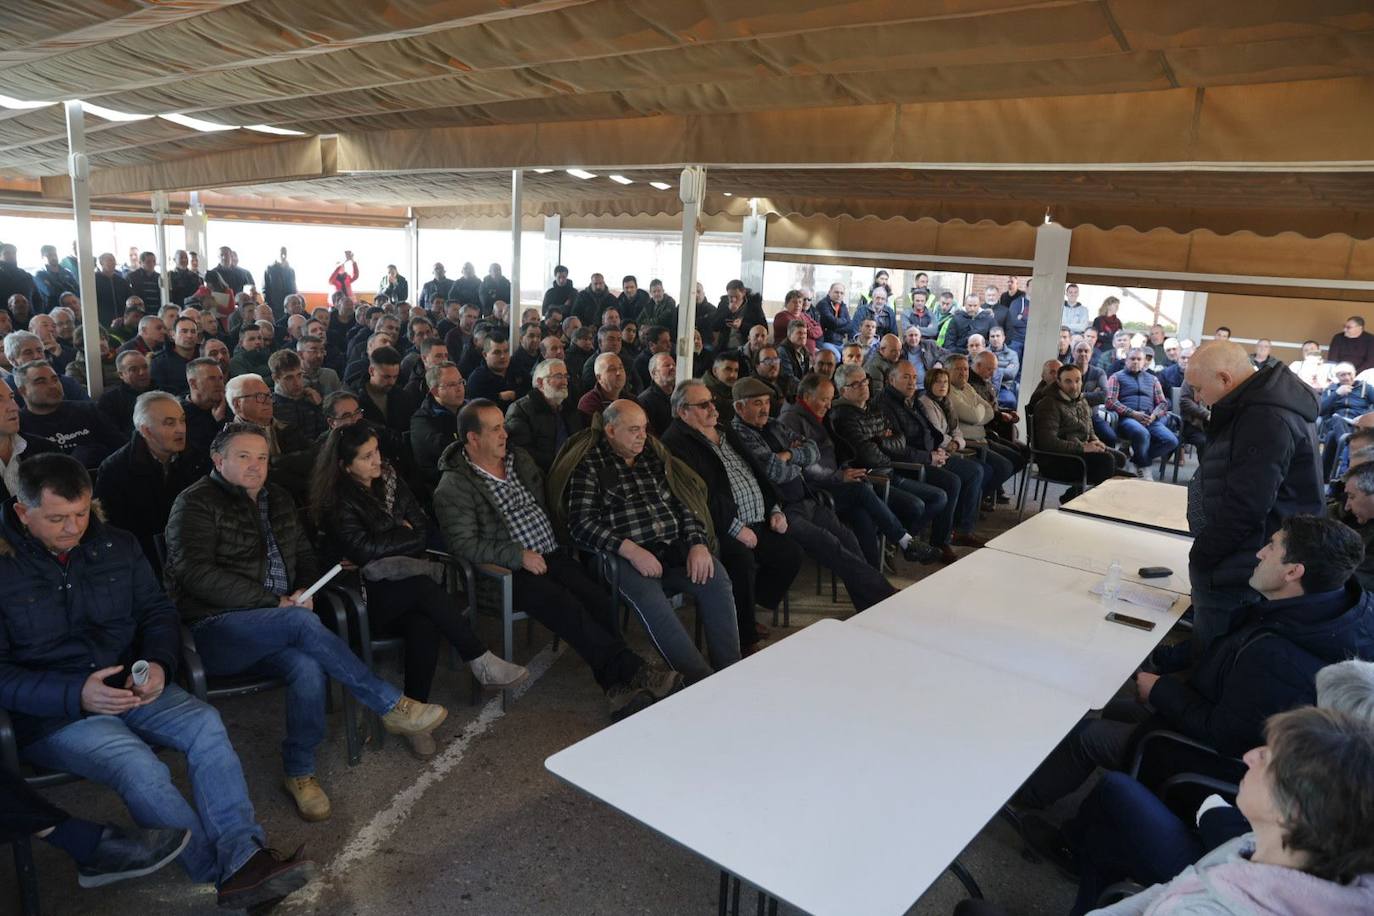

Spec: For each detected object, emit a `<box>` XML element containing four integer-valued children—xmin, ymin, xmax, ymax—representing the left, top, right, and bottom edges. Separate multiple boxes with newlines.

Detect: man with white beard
<box><xmin>505</xmin><ymin>358</ymin><xmax>586</xmax><ymax>474</ymax></box>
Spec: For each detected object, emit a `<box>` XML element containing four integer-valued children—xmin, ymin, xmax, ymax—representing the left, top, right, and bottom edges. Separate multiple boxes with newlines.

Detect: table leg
<box><xmin>948</xmin><ymin>857</ymin><xmax>984</xmax><ymax>899</ymax></box>
<box><xmin>717</xmin><ymin>868</ymin><xmax>780</xmax><ymax>915</ymax></box>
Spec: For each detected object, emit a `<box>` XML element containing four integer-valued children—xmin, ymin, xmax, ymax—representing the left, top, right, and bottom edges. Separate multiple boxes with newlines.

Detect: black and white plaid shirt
<box><xmin>709</xmin><ymin>437</ymin><xmax>766</xmax><ymax>536</ymax></box>
<box><xmin>567</xmin><ymin>438</ymin><xmax>706</xmax><ymax>552</ymax></box>
<box><xmin>466</xmin><ymin>452</ymin><xmax>558</xmax><ymax>555</ymax></box>
<box><xmin>257</xmin><ymin>488</ymin><xmax>290</xmax><ymax>597</ymax></box>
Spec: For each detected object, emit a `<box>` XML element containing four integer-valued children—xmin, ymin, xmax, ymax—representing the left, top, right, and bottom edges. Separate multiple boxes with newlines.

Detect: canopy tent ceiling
<box><xmin>3</xmin><ymin>0</ymin><xmax>1374</xmax><ymax>296</ymax></box>
<box><xmin>3</xmin><ymin>0</ymin><xmax>1373</xmax><ymax>179</ymax></box>
<box><xmin>214</xmin><ymin>166</ymin><xmax>1374</xmax><ymax>241</ymax></box>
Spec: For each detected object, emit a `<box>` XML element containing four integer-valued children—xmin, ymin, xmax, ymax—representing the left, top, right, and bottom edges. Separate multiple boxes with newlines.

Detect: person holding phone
<box><xmin>328</xmin><ymin>250</ymin><xmax>358</xmax><ymax>299</ymax></box>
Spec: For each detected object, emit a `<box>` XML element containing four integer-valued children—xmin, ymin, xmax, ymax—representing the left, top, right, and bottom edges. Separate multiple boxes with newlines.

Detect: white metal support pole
<box><xmin>183</xmin><ymin>192</ymin><xmax>208</xmax><ymax>267</ymax></box>
<box><xmin>675</xmin><ymin>166</ymin><xmax>706</xmax><ymax>385</ymax></box>
<box><xmin>1015</xmin><ymin>220</ymin><xmax>1072</xmax><ymax>425</ymax></box>
<box><xmin>740</xmin><ymin>200</ymin><xmax>766</xmax><ymax>294</ymax></box>
<box><xmin>510</xmin><ymin>169</ymin><xmax>523</xmax><ymax>340</ymax></box>
<box><xmin>406</xmin><ymin>207</ymin><xmax>419</xmax><ymax>303</ymax></box>
<box><xmin>64</xmin><ymin>100</ymin><xmax>102</xmax><ymax>397</ymax></box>
<box><xmin>1177</xmin><ymin>291</ymin><xmax>1209</xmax><ymax>345</ymax></box>
<box><xmin>152</xmin><ymin>190</ymin><xmax>170</xmax><ymax>308</ymax></box>
<box><xmin>543</xmin><ymin>215</ymin><xmax>562</xmax><ymax>291</ymax></box>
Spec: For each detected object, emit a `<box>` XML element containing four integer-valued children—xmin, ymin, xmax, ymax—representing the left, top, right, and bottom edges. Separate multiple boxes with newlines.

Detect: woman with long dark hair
<box><xmin>310</xmin><ymin>424</ymin><xmax>527</xmax><ymax>757</ymax></box>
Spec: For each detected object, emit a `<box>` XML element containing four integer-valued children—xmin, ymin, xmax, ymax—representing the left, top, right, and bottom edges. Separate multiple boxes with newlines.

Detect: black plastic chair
<box><xmin>1129</xmin><ymin>729</ymin><xmax>1243</xmax><ymax>811</ymax></box>
<box><xmin>2</xmin><ymin>707</ymin><xmax>51</xmax><ymax>916</ymax></box>
<box><xmin>1016</xmin><ymin>402</ymin><xmax>1090</xmax><ymax>520</ymax></box>
<box><xmin>156</xmin><ymin>534</ymin><xmax>361</xmax><ymax>766</ymax></box>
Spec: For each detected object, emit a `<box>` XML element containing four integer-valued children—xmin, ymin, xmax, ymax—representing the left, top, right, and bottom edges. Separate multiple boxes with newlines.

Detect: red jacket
<box><xmin>329</xmin><ymin>261</ymin><xmax>359</xmax><ymax>297</ymax></box>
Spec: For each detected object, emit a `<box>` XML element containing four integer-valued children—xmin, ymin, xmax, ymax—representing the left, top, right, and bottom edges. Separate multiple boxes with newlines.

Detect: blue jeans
<box><xmin>819</xmin><ymin>479</ymin><xmax>910</xmax><ymax>568</ymax></box>
<box><xmin>192</xmin><ymin>605</ymin><xmax>403</xmax><ymax>776</ymax></box>
<box><xmin>1065</xmin><ymin>772</ymin><xmax>1203</xmax><ymax>916</ymax></box>
<box><xmin>615</xmin><ymin>557</ymin><xmax>739</xmax><ymax>683</ymax></box>
<box><xmin>1117</xmin><ymin>417</ymin><xmax>1179</xmax><ymax>469</ymax></box>
<box><xmin>889</xmin><ymin>474</ymin><xmax>947</xmax><ymax>538</ymax></box>
<box><xmin>1092</xmin><ymin>413</ymin><xmax>1118</xmax><ymax>446</ymax></box>
<box><xmin>23</xmin><ymin>684</ymin><xmax>264</xmax><ymax>885</ymax></box>
<box><xmin>943</xmin><ymin>456</ymin><xmax>985</xmax><ymax>537</ymax></box>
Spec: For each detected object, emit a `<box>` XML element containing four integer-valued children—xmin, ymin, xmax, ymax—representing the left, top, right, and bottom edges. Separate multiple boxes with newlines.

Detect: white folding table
<box><xmin>1059</xmin><ymin>477</ymin><xmax>1190</xmax><ymax>536</ymax></box>
<box><xmin>849</xmin><ymin>549</ymin><xmax>1188</xmax><ymax>707</ymax></box>
<box><xmin>985</xmin><ymin>509</ymin><xmax>1193</xmax><ymax>596</ymax></box>
<box><xmin>546</xmin><ymin>619</ymin><xmax>1088</xmax><ymax>916</ymax></box>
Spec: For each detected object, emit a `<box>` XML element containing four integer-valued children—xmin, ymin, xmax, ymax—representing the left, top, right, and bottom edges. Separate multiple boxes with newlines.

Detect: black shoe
<box><xmin>606</xmin><ymin>684</ymin><xmax>656</xmax><ymax>721</ymax></box>
<box><xmin>901</xmin><ymin>538</ymin><xmax>942</xmax><ymax>564</ymax></box>
<box><xmin>217</xmin><ymin>846</ymin><xmax>316</xmax><ymax>910</ymax></box>
<box><xmin>1018</xmin><ymin>813</ymin><xmax>1080</xmax><ymax>880</ymax></box>
<box><xmin>76</xmin><ymin>825</ymin><xmax>192</xmax><ymax>889</ymax></box>
<box><xmin>629</xmin><ymin>664</ymin><xmax>684</xmax><ymax>701</ymax></box>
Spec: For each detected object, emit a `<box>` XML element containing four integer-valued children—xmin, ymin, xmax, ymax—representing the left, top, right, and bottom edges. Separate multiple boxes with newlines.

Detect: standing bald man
<box><xmin>1183</xmin><ymin>340</ymin><xmax>1322</xmax><ymax>647</ymax></box>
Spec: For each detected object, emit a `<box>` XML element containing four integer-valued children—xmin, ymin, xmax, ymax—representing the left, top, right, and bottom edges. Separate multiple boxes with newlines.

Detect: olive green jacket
<box><xmin>433</xmin><ymin>442</ymin><xmax>547</xmax><ymax>608</ymax></box>
<box><xmin>544</xmin><ymin>412</ymin><xmax>717</xmax><ymax>554</ymax></box>
<box><xmin>1033</xmin><ymin>388</ymin><xmax>1098</xmax><ymax>454</ymax></box>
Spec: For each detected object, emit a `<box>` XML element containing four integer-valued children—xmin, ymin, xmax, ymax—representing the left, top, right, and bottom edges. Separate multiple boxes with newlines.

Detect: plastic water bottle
<box><xmin>1102</xmin><ymin>560</ymin><xmax>1123</xmax><ymax>607</ymax></box>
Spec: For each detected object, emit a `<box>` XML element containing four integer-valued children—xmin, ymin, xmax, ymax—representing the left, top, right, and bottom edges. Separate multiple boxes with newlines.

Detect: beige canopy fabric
<box><xmin>3</xmin><ymin>0</ymin><xmax>1373</xmax><ymax>299</ymax></box>
<box><xmin>2</xmin><ymin>0</ymin><xmax>1373</xmax><ymax>179</ymax></box>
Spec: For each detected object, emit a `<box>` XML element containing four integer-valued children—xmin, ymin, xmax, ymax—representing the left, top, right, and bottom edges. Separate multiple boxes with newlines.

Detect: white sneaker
<box><xmin>468</xmin><ymin>651</ymin><xmax>529</xmax><ymax>688</ymax></box>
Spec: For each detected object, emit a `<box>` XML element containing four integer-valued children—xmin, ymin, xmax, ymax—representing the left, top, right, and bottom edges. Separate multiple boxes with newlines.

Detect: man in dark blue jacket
<box><xmin>1016</xmin><ymin>514</ymin><xmax>1374</xmax><ymax>812</ymax></box>
<box><xmin>0</xmin><ymin>454</ymin><xmax>314</xmax><ymax>909</ymax></box>
<box><xmin>1185</xmin><ymin>341</ymin><xmax>1323</xmax><ymax>646</ymax></box>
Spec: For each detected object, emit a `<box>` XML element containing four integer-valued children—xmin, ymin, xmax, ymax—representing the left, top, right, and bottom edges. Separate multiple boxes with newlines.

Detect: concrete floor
<box><xmin>5</xmin><ymin>463</ymin><xmax>1194</xmax><ymax>916</ymax></box>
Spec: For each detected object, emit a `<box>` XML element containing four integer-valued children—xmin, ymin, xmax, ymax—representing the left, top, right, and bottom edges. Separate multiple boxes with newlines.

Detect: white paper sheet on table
<box><xmin>1089</xmin><ymin>580</ymin><xmax>1178</xmax><ymax>612</ymax></box>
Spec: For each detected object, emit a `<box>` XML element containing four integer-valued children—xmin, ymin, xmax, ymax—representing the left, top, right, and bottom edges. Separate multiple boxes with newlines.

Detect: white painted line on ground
<box><xmin>284</xmin><ymin>641</ymin><xmax>566</xmax><ymax>910</ymax></box>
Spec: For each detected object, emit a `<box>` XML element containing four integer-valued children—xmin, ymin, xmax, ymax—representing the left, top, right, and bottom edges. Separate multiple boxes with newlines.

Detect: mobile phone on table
<box><xmin>1105</xmin><ymin>611</ymin><xmax>1155</xmax><ymax>631</ymax></box>
<box><xmin>1137</xmin><ymin>566</ymin><xmax>1172</xmax><ymax>578</ymax></box>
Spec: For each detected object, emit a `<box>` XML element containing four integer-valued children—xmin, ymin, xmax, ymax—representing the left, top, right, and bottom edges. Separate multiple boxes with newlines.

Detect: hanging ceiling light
<box><xmin>608</xmin><ymin>174</ymin><xmax>633</xmax><ymax>185</ymax></box>
<box><xmin>565</xmin><ymin>168</ymin><xmax>597</xmax><ymax>180</ymax></box>
<box><xmin>649</xmin><ymin>181</ymin><xmax>672</xmax><ymax>191</ymax></box>
<box><xmin>245</xmin><ymin>124</ymin><xmax>307</xmax><ymax>136</ymax></box>
<box><xmin>160</xmin><ymin>113</ymin><xmax>237</xmax><ymax>132</ymax></box>
<box><xmin>0</xmin><ymin>93</ymin><xmax>54</xmax><ymax>110</ymax></box>
<box><xmin>81</xmin><ymin>101</ymin><xmax>154</xmax><ymax>122</ymax></box>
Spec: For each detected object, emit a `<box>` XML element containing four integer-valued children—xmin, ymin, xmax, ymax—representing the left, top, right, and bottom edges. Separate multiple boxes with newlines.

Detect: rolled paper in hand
<box><xmin>131</xmin><ymin>659</ymin><xmax>151</xmax><ymax>686</ymax></box>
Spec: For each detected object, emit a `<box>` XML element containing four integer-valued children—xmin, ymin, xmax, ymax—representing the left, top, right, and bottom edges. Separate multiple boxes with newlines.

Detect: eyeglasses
<box><xmin>234</xmin><ymin>393</ymin><xmax>273</xmax><ymax>404</ymax></box>
<box><xmin>682</xmin><ymin>400</ymin><xmax>716</xmax><ymax>411</ymax></box>
<box><xmin>758</xmin><ymin>357</ymin><xmax>780</xmax><ymax>365</ymax></box>
<box><xmin>545</xmin><ymin>372</ymin><xmax>569</xmax><ymax>381</ymax></box>
<box><xmin>437</xmin><ymin>380</ymin><xmax>466</xmax><ymax>389</ymax></box>
<box><xmin>330</xmin><ymin>409</ymin><xmax>364</xmax><ymax>422</ymax></box>
<box><xmin>843</xmin><ymin>380</ymin><xmax>868</xmax><ymax>390</ymax></box>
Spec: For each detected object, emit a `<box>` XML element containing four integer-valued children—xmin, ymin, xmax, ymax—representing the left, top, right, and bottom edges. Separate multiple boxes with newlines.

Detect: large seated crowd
<box><xmin>0</xmin><ymin>243</ymin><xmax>1372</xmax><ymax>913</ymax></box>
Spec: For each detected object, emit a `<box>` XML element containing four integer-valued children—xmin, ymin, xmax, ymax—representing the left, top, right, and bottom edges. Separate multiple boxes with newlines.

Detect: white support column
<box><xmin>509</xmin><ymin>169</ymin><xmax>523</xmax><ymax>340</ymax></box>
<box><xmin>740</xmin><ymin>203</ymin><xmax>766</xmax><ymax>295</ymax></box>
<box><xmin>406</xmin><ymin>207</ymin><xmax>419</xmax><ymax>302</ymax></box>
<box><xmin>543</xmin><ymin>214</ymin><xmax>562</xmax><ymax>291</ymax></box>
<box><xmin>675</xmin><ymin>166</ymin><xmax>706</xmax><ymax>385</ymax></box>
<box><xmin>64</xmin><ymin>101</ymin><xmax>102</xmax><ymax>396</ymax></box>
<box><xmin>183</xmin><ymin>192</ymin><xmax>208</xmax><ymax>267</ymax></box>
<box><xmin>152</xmin><ymin>190</ymin><xmax>170</xmax><ymax>308</ymax></box>
<box><xmin>1015</xmin><ymin>220</ymin><xmax>1072</xmax><ymax>425</ymax></box>
<box><xmin>1177</xmin><ymin>291</ymin><xmax>1208</xmax><ymax>345</ymax></box>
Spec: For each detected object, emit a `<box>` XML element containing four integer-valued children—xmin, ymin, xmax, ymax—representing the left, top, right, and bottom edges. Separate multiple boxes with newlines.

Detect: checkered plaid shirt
<box><xmin>709</xmin><ymin>437</ymin><xmax>766</xmax><ymax>536</ymax></box>
<box><xmin>567</xmin><ymin>438</ymin><xmax>706</xmax><ymax>552</ymax></box>
<box><xmin>466</xmin><ymin>452</ymin><xmax>558</xmax><ymax>554</ymax></box>
<box><xmin>258</xmin><ymin>488</ymin><xmax>290</xmax><ymax>596</ymax></box>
